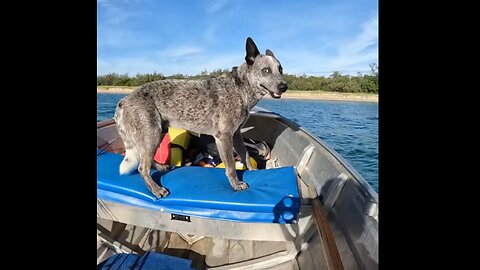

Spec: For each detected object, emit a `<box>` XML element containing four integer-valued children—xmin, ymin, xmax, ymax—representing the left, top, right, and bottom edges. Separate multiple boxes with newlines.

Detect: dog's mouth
<box><xmin>260</xmin><ymin>84</ymin><xmax>282</xmax><ymax>99</ymax></box>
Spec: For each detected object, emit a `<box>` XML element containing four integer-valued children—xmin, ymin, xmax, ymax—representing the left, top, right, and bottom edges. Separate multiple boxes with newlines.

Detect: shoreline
<box><xmin>97</xmin><ymin>87</ymin><xmax>378</xmax><ymax>103</ymax></box>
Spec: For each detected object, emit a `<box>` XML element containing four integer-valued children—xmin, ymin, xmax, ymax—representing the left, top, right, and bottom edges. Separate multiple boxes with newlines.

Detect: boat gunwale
<box><xmin>249</xmin><ymin>109</ymin><xmax>378</xmax><ymax>203</ymax></box>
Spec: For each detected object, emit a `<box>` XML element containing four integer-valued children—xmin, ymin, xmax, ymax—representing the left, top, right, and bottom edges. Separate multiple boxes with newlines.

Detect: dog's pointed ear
<box><xmin>265</xmin><ymin>49</ymin><xmax>275</xmax><ymax>57</ymax></box>
<box><xmin>245</xmin><ymin>37</ymin><xmax>260</xmax><ymax>65</ymax></box>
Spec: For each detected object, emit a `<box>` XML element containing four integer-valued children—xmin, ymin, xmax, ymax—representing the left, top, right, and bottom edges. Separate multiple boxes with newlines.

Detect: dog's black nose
<box><xmin>278</xmin><ymin>83</ymin><xmax>288</xmax><ymax>93</ymax></box>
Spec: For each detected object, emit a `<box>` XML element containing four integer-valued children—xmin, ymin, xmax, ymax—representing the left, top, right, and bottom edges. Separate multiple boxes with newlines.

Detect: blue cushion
<box><xmin>97</xmin><ymin>150</ymin><xmax>300</xmax><ymax>224</ymax></box>
<box><xmin>97</xmin><ymin>252</ymin><xmax>195</xmax><ymax>270</ymax></box>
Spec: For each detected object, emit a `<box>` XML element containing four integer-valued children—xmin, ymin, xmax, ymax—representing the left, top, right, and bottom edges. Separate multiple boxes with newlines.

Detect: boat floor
<box><xmin>97</xmin><ymin>217</ymin><xmax>310</xmax><ymax>269</ymax></box>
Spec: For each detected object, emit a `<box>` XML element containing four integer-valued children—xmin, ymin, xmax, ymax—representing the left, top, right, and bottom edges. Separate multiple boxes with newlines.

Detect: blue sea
<box><xmin>97</xmin><ymin>94</ymin><xmax>378</xmax><ymax>192</ymax></box>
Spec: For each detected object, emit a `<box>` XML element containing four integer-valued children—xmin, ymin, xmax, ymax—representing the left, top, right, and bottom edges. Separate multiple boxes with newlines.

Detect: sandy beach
<box><xmin>97</xmin><ymin>87</ymin><xmax>378</xmax><ymax>103</ymax></box>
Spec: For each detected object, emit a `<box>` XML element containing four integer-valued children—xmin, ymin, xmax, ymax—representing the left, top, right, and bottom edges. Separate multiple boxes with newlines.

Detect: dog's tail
<box><xmin>119</xmin><ymin>147</ymin><xmax>139</xmax><ymax>175</ymax></box>
<box><xmin>115</xmin><ymin>98</ymin><xmax>140</xmax><ymax>175</ymax></box>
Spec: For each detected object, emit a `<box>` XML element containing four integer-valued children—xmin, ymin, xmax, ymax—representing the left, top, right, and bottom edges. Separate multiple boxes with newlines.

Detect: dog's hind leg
<box><xmin>233</xmin><ymin>129</ymin><xmax>256</xmax><ymax>171</ymax></box>
<box><xmin>116</xmin><ymin>101</ymin><xmax>169</xmax><ymax>199</ymax></box>
<box><xmin>214</xmin><ymin>133</ymin><xmax>249</xmax><ymax>191</ymax></box>
<box><xmin>136</xmin><ymin>115</ymin><xmax>170</xmax><ymax>199</ymax></box>
<box><xmin>138</xmin><ymin>151</ymin><xmax>170</xmax><ymax>199</ymax></box>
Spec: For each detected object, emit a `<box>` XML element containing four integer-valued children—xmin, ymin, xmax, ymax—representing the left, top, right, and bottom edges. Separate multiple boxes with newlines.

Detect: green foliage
<box><xmin>97</xmin><ymin>72</ymin><xmax>165</xmax><ymax>86</ymax></box>
<box><xmin>97</xmin><ymin>64</ymin><xmax>378</xmax><ymax>93</ymax></box>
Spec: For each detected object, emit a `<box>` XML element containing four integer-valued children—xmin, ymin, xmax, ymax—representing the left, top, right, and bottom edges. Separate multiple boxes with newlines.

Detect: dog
<box><xmin>114</xmin><ymin>37</ymin><xmax>288</xmax><ymax>198</ymax></box>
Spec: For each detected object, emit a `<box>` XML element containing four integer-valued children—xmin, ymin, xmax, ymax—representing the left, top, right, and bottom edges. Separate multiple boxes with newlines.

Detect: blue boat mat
<box><xmin>97</xmin><ymin>251</ymin><xmax>195</xmax><ymax>270</ymax></box>
<box><xmin>97</xmin><ymin>150</ymin><xmax>300</xmax><ymax>223</ymax></box>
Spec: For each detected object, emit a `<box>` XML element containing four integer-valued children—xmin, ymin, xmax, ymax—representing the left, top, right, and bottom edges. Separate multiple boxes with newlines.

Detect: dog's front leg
<box><xmin>214</xmin><ymin>133</ymin><xmax>249</xmax><ymax>191</ymax></box>
<box><xmin>233</xmin><ymin>130</ymin><xmax>256</xmax><ymax>170</ymax></box>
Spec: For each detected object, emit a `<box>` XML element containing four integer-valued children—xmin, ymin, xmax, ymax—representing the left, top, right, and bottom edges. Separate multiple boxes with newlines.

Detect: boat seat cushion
<box><xmin>97</xmin><ymin>251</ymin><xmax>195</xmax><ymax>270</ymax></box>
<box><xmin>97</xmin><ymin>150</ymin><xmax>300</xmax><ymax>224</ymax></box>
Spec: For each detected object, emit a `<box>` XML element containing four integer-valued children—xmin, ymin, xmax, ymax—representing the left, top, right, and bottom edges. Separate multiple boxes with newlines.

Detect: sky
<box><xmin>97</xmin><ymin>0</ymin><xmax>378</xmax><ymax>77</ymax></box>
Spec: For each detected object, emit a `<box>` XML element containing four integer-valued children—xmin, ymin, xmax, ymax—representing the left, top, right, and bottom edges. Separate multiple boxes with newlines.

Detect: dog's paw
<box><xmin>151</xmin><ymin>185</ymin><xmax>170</xmax><ymax>199</ymax></box>
<box><xmin>233</xmin><ymin>181</ymin><xmax>249</xmax><ymax>191</ymax></box>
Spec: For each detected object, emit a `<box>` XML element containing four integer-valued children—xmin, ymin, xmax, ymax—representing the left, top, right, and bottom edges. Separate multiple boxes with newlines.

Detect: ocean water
<box><xmin>97</xmin><ymin>94</ymin><xmax>378</xmax><ymax>192</ymax></box>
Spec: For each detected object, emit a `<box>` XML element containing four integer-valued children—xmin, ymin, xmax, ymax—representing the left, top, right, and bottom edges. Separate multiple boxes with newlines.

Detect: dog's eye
<box><xmin>279</xmin><ymin>65</ymin><xmax>283</xmax><ymax>75</ymax></box>
<box><xmin>262</xmin><ymin>68</ymin><xmax>271</xmax><ymax>74</ymax></box>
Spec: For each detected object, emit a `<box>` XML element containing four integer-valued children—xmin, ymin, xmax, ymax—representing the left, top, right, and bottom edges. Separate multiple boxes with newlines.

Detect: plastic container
<box><xmin>153</xmin><ymin>127</ymin><xmax>190</xmax><ymax>166</ymax></box>
<box><xmin>168</xmin><ymin>127</ymin><xmax>191</xmax><ymax>167</ymax></box>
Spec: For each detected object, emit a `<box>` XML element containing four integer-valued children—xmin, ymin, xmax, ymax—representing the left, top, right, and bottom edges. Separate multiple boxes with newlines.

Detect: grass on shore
<box><xmin>278</xmin><ymin>90</ymin><xmax>378</xmax><ymax>97</ymax></box>
<box><xmin>97</xmin><ymin>85</ymin><xmax>136</xmax><ymax>90</ymax></box>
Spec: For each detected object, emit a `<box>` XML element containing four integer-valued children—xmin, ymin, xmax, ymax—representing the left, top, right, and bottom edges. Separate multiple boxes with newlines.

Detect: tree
<box><xmin>97</xmin><ymin>64</ymin><xmax>379</xmax><ymax>93</ymax></box>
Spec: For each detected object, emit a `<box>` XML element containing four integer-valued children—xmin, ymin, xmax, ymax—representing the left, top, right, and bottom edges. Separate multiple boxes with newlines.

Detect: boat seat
<box><xmin>97</xmin><ymin>150</ymin><xmax>300</xmax><ymax>224</ymax></box>
<box><xmin>97</xmin><ymin>251</ymin><xmax>195</xmax><ymax>270</ymax></box>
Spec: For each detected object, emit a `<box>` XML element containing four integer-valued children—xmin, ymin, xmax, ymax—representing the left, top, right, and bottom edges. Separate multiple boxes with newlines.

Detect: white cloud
<box><xmin>158</xmin><ymin>46</ymin><xmax>203</xmax><ymax>57</ymax></box>
<box><xmin>274</xmin><ymin>14</ymin><xmax>378</xmax><ymax>76</ymax></box>
<box><xmin>330</xmin><ymin>15</ymin><xmax>378</xmax><ymax>71</ymax></box>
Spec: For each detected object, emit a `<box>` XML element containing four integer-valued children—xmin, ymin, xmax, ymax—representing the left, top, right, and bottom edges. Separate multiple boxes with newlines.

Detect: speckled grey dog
<box><xmin>114</xmin><ymin>37</ymin><xmax>288</xmax><ymax>198</ymax></box>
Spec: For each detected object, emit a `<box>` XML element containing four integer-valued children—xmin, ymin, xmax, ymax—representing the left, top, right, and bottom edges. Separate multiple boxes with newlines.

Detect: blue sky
<box><xmin>97</xmin><ymin>0</ymin><xmax>377</xmax><ymax>76</ymax></box>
